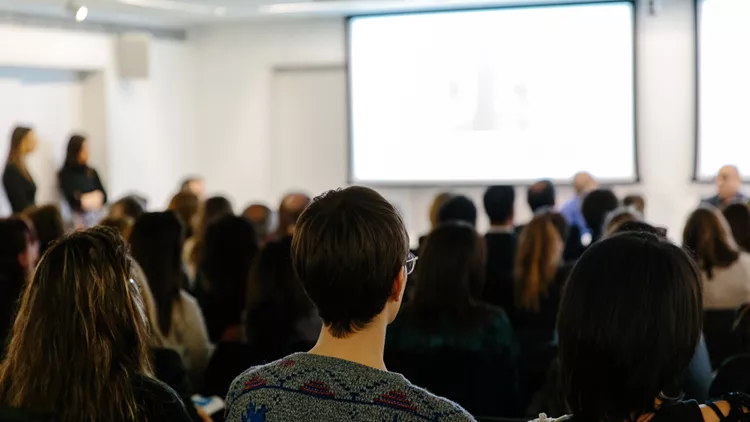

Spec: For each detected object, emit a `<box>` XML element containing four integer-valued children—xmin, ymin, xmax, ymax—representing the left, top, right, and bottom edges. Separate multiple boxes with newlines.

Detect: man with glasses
<box><xmin>225</xmin><ymin>186</ymin><xmax>473</xmax><ymax>421</ymax></box>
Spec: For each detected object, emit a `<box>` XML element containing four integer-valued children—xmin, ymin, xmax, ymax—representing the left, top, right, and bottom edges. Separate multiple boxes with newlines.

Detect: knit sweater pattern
<box><xmin>224</xmin><ymin>352</ymin><xmax>475</xmax><ymax>421</ymax></box>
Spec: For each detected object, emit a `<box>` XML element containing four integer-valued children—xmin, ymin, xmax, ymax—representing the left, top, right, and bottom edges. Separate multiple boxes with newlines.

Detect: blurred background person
<box><xmin>169</xmin><ymin>191</ymin><xmax>200</xmax><ymax>239</ymax></box>
<box><xmin>525</xmin><ymin>180</ymin><xmax>555</xmax><ymax>215</ymax></box>
<box><xmin>723</xmin><ymin>203</ymin><xmax>750</xmax><ymax>252</ymax></box>
<box><xmin>623</xmin><ymin>194</ymin><xmax>646</xmax><ymax>215</ymax></box>
<box><xmin>58</xmin><ymin>134</ymin><xmax>107</xmax><ymax>228</ymax></box>
<box><xmin>24</xmin><ymin>204</ymin><xmax>64</xmax><ymax>256</ymax></box>
<box><xmin>0</xmin><ymin>227</ymin><xmax>192</xmax><ymax>421</ymax></box>
<box><xmin>242</xmin><ymin>203</ymin><xmax>273</xmax><ymax>246</ymax></box>
<box><xmin>482</xmin><ymin>185</ymin><xmax>516</xmax><ymax>310</ymax></box>
<box><xmin>581</xmin><ymin>188</ymin><xmax>619</xmax><ymax>243</ymax></box>
<box><xmin>603</xmin><ymin>206</ymin><xmax>643</xmax><ymax>237</ymax></box>
<box><xmin>560</xmin><ymin>171</ymin><xmax>597</xmax><ymax>235</ymax></box>
<box><xmin>274</xmin><ymin>192</ymin><xmax>310</xmax><ymax>239</ymax></box>
<box><xmin>185</xmin><ymin>195</ymin><xmax>233</xmax><ymax>286</ymax></box>
<box><xmin>0</xmin><ymin>218</ymin><xmax>37</xmax><ymax>352</ymax></box>
<box><xmin>437</xmin><ymin>194</ymin><xmax>477</xmax><ymax>227</ymax></box>
<box><xmin>704</xmin><ymin>165</ymin><xmax>747</xmax><ymax>209</ymax></box>
<box><xmin>180</xmin><ymin>176</ymin><xmax>206</xmax><ymax>200</ymax></box>
<box><xmin>417</xmin><ymin>192</ymin><xmax>454</xmax><ymax>252</ymax></box>
<box><xmin>3</xmin><ymin>127</ymin><xmax>37</xmax><ymax>214</ymax></box>
<box><xmin>108</xmin><ymin>195</ymin><xmax>145</xmax><ymax>221</ymax></box>
<box><xmin>129</xmin><ymin>212</ymin><xmax>212</xmax><ymax>389</ymax></box>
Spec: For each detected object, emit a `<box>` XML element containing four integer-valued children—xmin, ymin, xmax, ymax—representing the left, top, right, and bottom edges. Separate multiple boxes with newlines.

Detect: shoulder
<box><xmin>132</xmin><ymin>373</ymin><xmax>191</xmax><ymax>420</ymax></box>
<box><xmin>401</xmin><ymin>383</ymin><xmax>475</xmax><ymax>421</ymax></box>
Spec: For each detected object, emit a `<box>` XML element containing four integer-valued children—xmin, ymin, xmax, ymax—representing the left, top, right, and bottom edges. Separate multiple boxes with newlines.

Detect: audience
<box><xmin>199</xmin><ymin>215</ymin><xmax>260</xmax><ymax>343</ymax></box>
<box><xmin>683</xmin><ymin>206</ymin><xmax>750</xmax><ymax>309</ymax></box>
<box><xmin>416</xmin><ymin>192</ymin><xmax>454</xmax><ymax>252</ymax></box>
<box><xmin>225</xmin><ymin>187</ymin><xmax>473</xmax><ymax>421</ymax></box>
<box><xmin>98</xmin><ymin>216</ymin><xmax>134</xmax><ymax>240</ymax></box>
<box><xmin>723</xmin><ymin>203</ymin><xmax>750</xmax><ymax>252</ymax></box>
<box><xmin>526</xmin><ymin>180</ymin><xmax>555</xmax><ymax>214</ymax></box>
<box><xmin>710</xmin><ymin>304</ymin><xmax>750</xmax><ymax>397</ymax></box>
<box><xmin>705</xmin><ymin>165</ymin><xmax>747</xmax><ymax>209</ymax></box>
<box><xmin>242</xmin><ymin>203</ymin><xmax>273</xmax><ymax>245</ymax></box>
<box><xmin>185</xmin><ymin>195</ymin><xmax>233</xmax><ymax>285</ymax></box>
<box><xmin>438</xmin><ymin>194</ymin><xmax>478</xmax><ymax>227</ymax></box>
<box><xmin>24</xmin><ymin>205</ymin><xmax>64</xmax><ymax>256</ymax></box>
<box><xmin>3</xmin><ymin>127</ymin><xmax>37</xmax><ymax>214</ymax></box>
<box><xmin>58</xmin><ymin>134</ymin><xmax>107</xmax><ymax>226</ymax></box>
<box><xmin>603</xmin><ymin>206</ymin><xmax>643</xmax><ymax>237</ymax></box>
<box><xmin>181</xmin><ymin>176</ymin><xmax>206</xmax><ymax>200</ymax></box>
<box><xmin>623</xmin><ymin>193</ymin><xmax>646</xmax><ymax>215</ymax></box>
<box><xmin>560</xmin><ymin>172</ymin><xmax>597</xmax><ymax>233</ymax></box>
<box><xmin>0</xmin><ymin>227</ymin><xmax>192</xmax><ymax>422</ymax></box>
<box><xmin>482</xmin><ymin>185</ymin><xmax>517</xmax><ymax>310</ymax></box>
<box><xmin>129</xmin><ymin>212</ymin><xmax>212</xmax><ymax>389</ymax></box>
<box><xmin>108</xmin><ymin>195</ymin><xmax>145</xmax><ymax>221</ymax></box>
<box><xmin>169</xmin><ymin>191</ymin><xmax>201</xmax><ymax>239</ymax></box>
<box><xmin>0</xmin><ymin>218</ymin><xmax>37</xmax><ymax>352</ymax></box>
<box><xmin>535</xmin><ymin>232</ymin><xmax>747</xmax><ymax>422</ymax></box>
<box><xmin>275</xmin><ymin>193</ymin><xmax>310</xmax><ymax>239</ymax></box>
<box><xmin>581</xmin><ymin>188</ymin><xmax>619</xmax><ymax>242</ymax></box>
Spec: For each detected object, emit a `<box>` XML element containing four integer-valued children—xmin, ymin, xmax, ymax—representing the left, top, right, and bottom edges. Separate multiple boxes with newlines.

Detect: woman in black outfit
<box><xmin>532</xmin><ymin>232</ymin><xmax>750</xmax><ymax>422</ymax></box>
<box><xmin>58</xmin><ymin>135</ymin><xmax>107</xmax><ymax>226</ymax></box>
<box><xmin>2</xmin><ymin>127</ymin><xmax>37</xmax><ymax>214</ymax></box>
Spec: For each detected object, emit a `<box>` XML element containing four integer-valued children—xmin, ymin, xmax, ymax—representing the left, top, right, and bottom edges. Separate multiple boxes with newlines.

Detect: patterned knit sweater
<box><xmin>224</xmin><ymin>352</ymin><xmax>475</xmax><ymax>421</ymax></box>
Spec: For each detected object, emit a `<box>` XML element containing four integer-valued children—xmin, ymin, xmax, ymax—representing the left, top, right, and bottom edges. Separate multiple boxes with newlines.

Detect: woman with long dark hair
<box><xmin>3</xmin><ymin>126</ymin><xmax>37</xmax><ymax>213</ymax></box>
<box><xmin>0</xmin><ymin>227</ymin><xmax>192</xmax><ymax>422</ymax></box>
<box><xmin>184</xmin><ymin>196</ymin><xmax>233</xmax><ymax>285</ymax></box>
<box><xmin>129</xmin><ymin>212</ymin><xmax>212</xmax><ymax>389</ymax></box>
<box><xmin>58</xmin><ymin>134</ymin><xmax>107</xmax><ymax>227</ymax></box>
<box><xmin>0</xmin><ymin>218</ymin><xmax>37</xmax><ymax>350</ymax></box>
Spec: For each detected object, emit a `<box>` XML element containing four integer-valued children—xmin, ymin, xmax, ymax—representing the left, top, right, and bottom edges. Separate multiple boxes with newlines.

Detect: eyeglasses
<box><xmin>405</xmin><ymin>252</ymin><xmax>418</xmax><ymax>276</ymax></box>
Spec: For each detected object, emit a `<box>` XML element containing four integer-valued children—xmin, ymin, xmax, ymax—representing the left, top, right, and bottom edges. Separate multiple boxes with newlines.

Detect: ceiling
<box><xmin>0</xmin><ymin>0</ymin><xmax>608</xmax><ymax>28</ymax></box>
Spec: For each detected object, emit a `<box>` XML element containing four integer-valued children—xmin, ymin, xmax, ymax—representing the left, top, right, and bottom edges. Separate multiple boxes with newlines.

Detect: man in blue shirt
<box><xmin>703</xmin><ymin>165</ymin><xmax>747</xmax><ymax>209</ymax></box>
<box><xmin>560</xmin><ymin>172</ymin><xmax>598</xmax><ymax>234</ymax></box>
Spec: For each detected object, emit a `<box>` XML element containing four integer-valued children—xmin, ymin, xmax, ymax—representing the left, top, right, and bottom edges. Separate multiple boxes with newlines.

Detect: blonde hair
<box><xmin>429</xmin><ymin>192</ymin><xmax>454</xmax><ymax>229</ymax></box>
<box><xmin>515</xmin><ymin>214</ymin><xmax>563</xmax><ymax>312</ymax></box>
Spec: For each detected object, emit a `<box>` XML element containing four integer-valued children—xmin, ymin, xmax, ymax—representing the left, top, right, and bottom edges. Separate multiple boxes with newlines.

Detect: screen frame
<box><xmin>345</xmin><ymin>0</ymin><xmax>640</xmax><ymax>187</ymax></box>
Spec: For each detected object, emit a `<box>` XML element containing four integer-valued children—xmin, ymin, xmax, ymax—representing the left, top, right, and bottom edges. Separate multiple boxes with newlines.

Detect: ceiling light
<box><xmin>75</xmin><ymin>5</ymin><xmax>88</xmax><ymax>22</ymax></box>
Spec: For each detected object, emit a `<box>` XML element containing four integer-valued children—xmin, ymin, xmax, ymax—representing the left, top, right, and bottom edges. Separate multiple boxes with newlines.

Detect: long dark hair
<box><xmin>25</xmin><ymin>205</ymin><xmax>64</xmax><ymax>256</ymax></box>
<box><xmin>683</xmin><ymin>206</ymin><xmax>740</xmax><ymax>279</ymax></box>
<box><xmin>63</xmin><ymin>134</ymin><xmax>86</xmax><ymax>168</ymax></box>
<box><xmin>129</xmin><ymin>212</ymin><xmax>184</xmax><ymax>337</ymax></box>
<box><xmin>7</xmin><ymin>126</ymin><xmax>32</xmax><ymax>180</ymax></box>
<box><xmin>0</xmin><ymin>227</ymin><xmax>152</xmax><ymax>422</ymax></box>
<box><xmin>190</xmin><ymin>196</ymin><xmax>233</xmax><ymax>268</ymax></box>
<box><xmin>202</xmin><ymin>215</ymin><xmax>259</xmax><ymax>340</ymax></box>
<box><xmin>408</xmin><ymin>222</ymin><xmax>487</xmax><ymax>329</ymax></box>
<box><xmin>558</xmin><ymin>232</ymin><xmax>702</xmax><ymax>422</ymax></box>
<box><xmin>246</xmin><ymin>236</ymin><xmax>317</xmax><ymax>354</ymax></box>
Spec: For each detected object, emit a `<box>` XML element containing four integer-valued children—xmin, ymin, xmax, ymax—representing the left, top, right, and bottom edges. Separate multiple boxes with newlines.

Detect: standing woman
<box><xmin>3</xmin><ymin>127</ymin><xmax>37</xmax><ymax>213</ymax></box>
<box><xmin>58</xmin><ymin>134</ymin><xmax>107</xmax><ymax>227</ymax></box>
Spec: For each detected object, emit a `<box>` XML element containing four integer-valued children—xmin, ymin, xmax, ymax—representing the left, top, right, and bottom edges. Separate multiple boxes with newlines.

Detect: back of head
<box><xmin>429</xmin><ymin>192</ymin><xmax>454</xmax><ymax>229</ymax></box>
<box><xmin>292</xmin><ymin>186</ymin><xmax>408</xmax><ymax>338</ymax></box>
<box><xmin>603</xmin><ymin>206</ymin><xmax>643</xmax><ymax>237</ymax></box>
<box><xmin>26</xmin><ymin>205</ymin><xmax>64</xmax><ymax>255</ymax></box>
<box><xmin>623</xmin><ymin>194</ymin><xmax>646</xmax><ymax>214</ymax></box>
<box><xmin>613</xmin><ymin>220</ymin><xmax>667</xmax><ymax>238</ymax></box>
<box><xmin>168</xmin><ymin>191</ymin><xmax>200</xmax><ymax>238</ymax></box>
<box><xmin>109</xmin><ymin>196</ymin><xmax>145</xmax><ymax>221</ymax></box>
<box><xmin>437</xmin><ymin>195</ymin><xmax>478</xmax><ymax>227</ymax></box>
<box><xmin>483</xmin><ymin>185</ymin><xmax>515</xmax><ymax>226</ymax></box>
<box><xmin>129</xmin><ymin>212</ymin><xmax>184</xmax><ymax>336</ymax></box>
<box><xmin>723</xmin><ymin>203</ymin><xmax>750</xmax><ymax>252</ymax></box>
<box><xmin>243</xmin><ymin>203</ymin><xmax>272</xmax><ymax>242</ymax></box>
<box><xmin>203</xmin><ymin>215</ymin><xmax>259</xmax><ymax>299</ymax></box>
<box><xmin>515</xmin><ymin>214</ymin><xmax>563</xmax><ymax>312</ymax></box>
<box><xmin>581</xmin><ymin>189</ymin><xmax>619</xmax><ymax>240</ymax></box>
<box><xmin>527</xmin><ymin>180</ymin><xmax>556</xmax><ymax>214</ymax></box>
<box><xmin>0</xmin><ymin>227</ymin><xmax>151</xmax><ymax>422</ymax></box>
<box><xmin>277</xmin><ymin>193</ymin><xmax>311</xmax><ymax>237</ymax></box>
<box><xmin>98</xmin><ymin>216</ymin><xmax>134</xmax><ymax>241</ymax></box>
<box><xmin>63</xmin><ymin>134</ymin><xmax>86</xmax><ymax>168</ymax></box>
<box><xmin>683</xmin><ymin>206</ymin><xmax>740</xmax><ymax>278</ymax></box>
<box><xmin>573</xmin><ymin>172</ymin><xmax>597</xmax><ymax>196</ymax></box>
<box><xmin>558</xmin><ymin>232</ymin><xmax>702</xmax><ymax>422</ymax></box>
<box><xmin>190</xmin><ymin>196</ymin><xmax>234</xmax><ymax>266</ymax></box>
<box><xmin>0</xmin><ymin>218</ymin><xmax>32</xmax><ymax>281</ymax></box>
<box><xmin>411</xmin><ymin>222</ymin><xmax>485</xmax><ymax>325</ymax></box>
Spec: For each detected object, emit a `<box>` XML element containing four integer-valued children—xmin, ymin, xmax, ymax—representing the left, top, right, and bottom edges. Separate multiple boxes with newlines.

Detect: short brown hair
<box><xmin>292</xmin><ymin>187</ymin><xmax>408</xmax><ymax>338</ymax></box>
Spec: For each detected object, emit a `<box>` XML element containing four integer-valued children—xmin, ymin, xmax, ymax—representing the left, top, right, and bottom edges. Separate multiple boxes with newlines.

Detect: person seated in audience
<box><xmin>683</xmin><ymin>206</ymin><xmax>750</xmax><ymax>310</ymax></box>
<box><xmin>0</xmin><ymin>218</ymin><xmax>37</xmax><ymax>352</ymax></box>
<box><xmin>710</xmin><ymin>304</ymin><xmax>750</xmax><ymax>397</ymax></box>
<box><xmin>108</xmin><ymin>195</ymin><xmax>145</xmax><ymax>221</ymax></box>
<box><xmin>527</xmin><ymin>180</ymin><xmax>556</xmax><ymax>215</ymax></box>
<box><xmin>242</xmin><ymin>203</ymin><xmax>273</xmax><ymax>245</ymax></box>
<box><xmin>181</xmin><ymin>176</ymin><xmax>206</xmax><ymax>200</ymax></box>
<box><xmin>603</xmin><ymin>206</ymin><xmax>643</xmax><ymax>237</ymax></box>
<box><xmin>482</xmin><ymin>185</ymin><xmax>517</xmax><ymax>310</ymax></box>
<box><xmin>532</xmin><ymin>232</ymin><xmax>750</xmax><ymax>422</ymax></box>
<box><xmin>98</xmin><ymin>216</ymin><xmax>134</xmax><ymax>240</ymax></box>
<box><xmin>58</xmin><ymin>134</ymin><xmax>107</xmax><ymax>227</ymax></box>
<box><xmin>185</xmin><ymin>196</ymin><xmax>233</xmax><ymax>286</ymax></box>
<box><xmin>274</xmin><ymin>192</ymin><xmax>310</xmax><ymax>240</ymax></box>
<box><xmin>581</xmin><ymin>188</ymin><xmax>619</xmax><ymax>243</ymax></box>
<box><xmin>723</xmin><ymin>203</ymin><xmax>750</xmax><ymax>252</ymax></box>
<box><xmin>200</xmin><ymin>215</ymin><xmax>260</xmax><ymax>343</ymax></box>
<box><xmin>129</xmin><ymin>212</ymin><xmax>212</xmax><ymax>390</ymax></box>
<box><xmin>513</xmin><ymin>213</ymin><xmax>570</xmax><ymax>347</ymax></box>
<box><xmin>24</xmin><ymin>205</ymin><xmax>64</xmax><ymax>256</ymax></box>
<box><xmin>437</xmin><ymin>194</ymin><xmax>478</xmax><ymax>227</ymax></box>
<box><xmin>623</xmin><ymin>194</ymin><xmax>646</xmax><ymax>215</ymax></box>
<box><xmin>417</xmin><ymin>192</ymin><xmax>454</xmax><ymax>252</ymax></box>
<box><xmin>225</xmin><ymin>187</ymin><xmax>473</xmax><ymax>422</ymax></box>
<box><xmin>704</xmin><ymin>165</ymin><xmax>747</xmax><ymax>209</ymax></box>
<box><xmin>0</xmin><ymin>227</ymin><xmax>192</xmax><ymax>422</ymax></box>
<box><xmin>169</xmin><ymin>191</ymin><xmax>200</xmax><ymax>239</ymax></box>
<box><xmin>560</xmin><ymin>172</ymin><xmax>597</xmax><ymax>234</ymax></box>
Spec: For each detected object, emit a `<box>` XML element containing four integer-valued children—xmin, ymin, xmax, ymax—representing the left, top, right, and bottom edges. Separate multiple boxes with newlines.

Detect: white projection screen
<box><xmin>348</xmin><ymin>1</ymin><xmax>636</xmax><ymax>185</ymax></box>
<box><xmin>696</xmin><ymin>0</ymin><xmax>750</xmax><ymax>181</ymax></box>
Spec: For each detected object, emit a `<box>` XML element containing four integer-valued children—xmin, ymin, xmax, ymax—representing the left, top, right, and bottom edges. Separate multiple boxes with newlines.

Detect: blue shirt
<box><xmin>702</xmin><ymin>193</ymin><xmax>748</xmax><ymax>209</ymax></box>
<box><xmin>560</xmin><ymin>196</ymin><xmax>590</xmax><ymax>235</ymax></box>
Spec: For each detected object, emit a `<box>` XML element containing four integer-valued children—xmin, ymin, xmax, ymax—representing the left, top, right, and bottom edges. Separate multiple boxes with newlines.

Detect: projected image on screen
<box><xmin>697</xmin><ymin>0</ymin><xmax>750</xmax><ymax>180</ymax></box>
<box><xmin>348</xmin><ymin>2</ymin><xmax>635</xmax><ymax>184</ymax></box>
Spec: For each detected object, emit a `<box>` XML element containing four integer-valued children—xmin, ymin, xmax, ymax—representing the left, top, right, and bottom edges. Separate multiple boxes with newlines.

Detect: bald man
<box><xmin>560</xmin><ymin>172</ymin><xmax>598</xmax><ymax>230</ymax></box>
<box><xmin>275</xmin><ymin>192</ymin><xmax>311</xmax><ymax>238</ymax></box>
<box><xmin>704</xmin><ymin>165</ymin><xmax>747</xmax><ymax>208</ymax></box>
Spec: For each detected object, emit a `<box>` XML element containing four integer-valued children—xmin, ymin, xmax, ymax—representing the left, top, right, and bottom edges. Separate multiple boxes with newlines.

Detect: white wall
<box><xmin>191</xmin><ymin>0</ymin><xmax>716</xmax><ymax>242</ymax></box>
<box><xmin>0</xmin><ymin>24</ymin><xmax>197</xmax><ymax>213</ymax></box>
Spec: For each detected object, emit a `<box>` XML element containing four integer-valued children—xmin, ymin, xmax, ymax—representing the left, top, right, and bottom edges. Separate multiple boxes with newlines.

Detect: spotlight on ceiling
<box><xmin>75</xmin><ymin>5</ymin><xmax>88</xmax><ymax>22</ymax></box>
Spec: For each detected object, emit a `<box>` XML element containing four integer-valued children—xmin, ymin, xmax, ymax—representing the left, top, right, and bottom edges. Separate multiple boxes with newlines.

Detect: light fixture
<box><xmin>75</xmin><ymin>5</ymin><xmax>88</xmax><ymax>22</ymax></box>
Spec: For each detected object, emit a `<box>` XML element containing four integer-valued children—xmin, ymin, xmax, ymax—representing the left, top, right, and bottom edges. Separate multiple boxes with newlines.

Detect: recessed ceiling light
<box><xmin>75</xmin><ymin>5</ymin><xmax>88</xmax><ymax>22</ymax></box>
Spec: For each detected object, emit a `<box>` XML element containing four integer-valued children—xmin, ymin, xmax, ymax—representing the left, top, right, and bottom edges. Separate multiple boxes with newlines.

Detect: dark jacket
<box><xmin>58</xmin><ymin>165</ymin><xmax>107</xmax><ymax>212</ymax></box>
<box><xmin>2</xmin><ymin>164</ymin><xmax>35</xmax><ymax>213</ymax></box>
<box><xmin>483</xmin><ymin>231</ymin><xmax>517</xmax><ymax>311</ymax></box>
